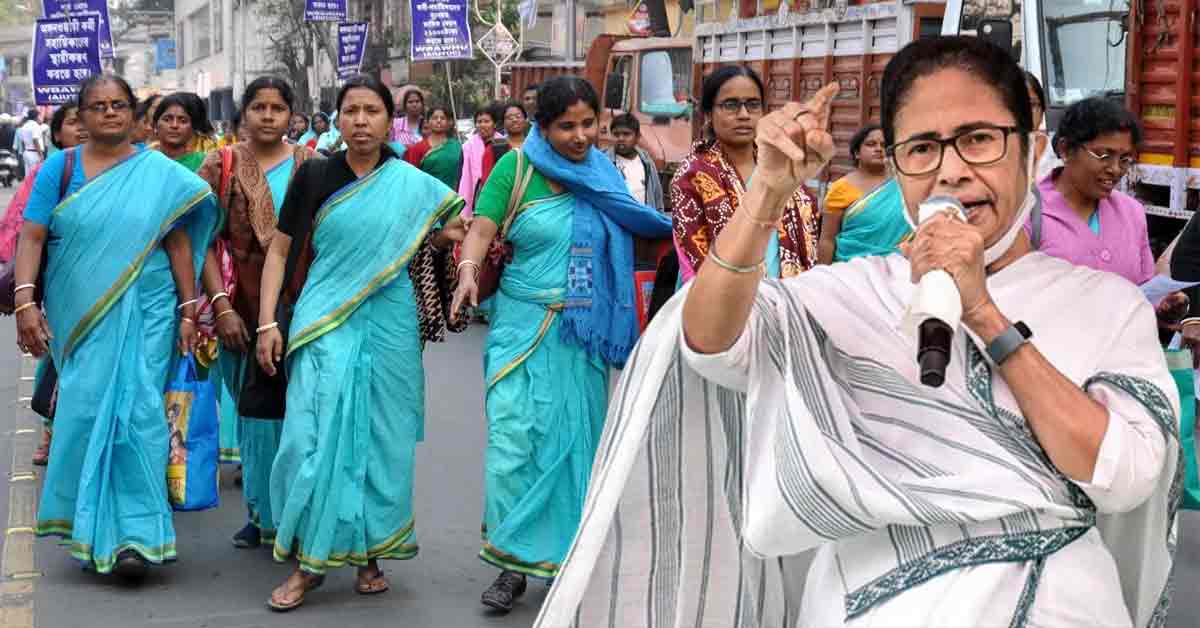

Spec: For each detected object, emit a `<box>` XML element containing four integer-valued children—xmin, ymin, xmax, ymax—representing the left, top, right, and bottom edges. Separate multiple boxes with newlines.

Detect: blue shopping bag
<box><xmin>164</xmin><ymin>353</ymin><xmax>220</xmax><ymax>511</ymax></box>
<box><xmin>1165</xmin><ymin>349</ymin><xmax>1200</xmax><ymax>510</ymax></box>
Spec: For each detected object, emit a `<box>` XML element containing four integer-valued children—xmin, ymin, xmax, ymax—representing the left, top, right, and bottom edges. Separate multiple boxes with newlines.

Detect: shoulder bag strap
<box><xmin>59</xmin><ymin>147</ymin><xmax>76</xmax><ymax>201</ymax></box>
<box><xmin>499</xmin><ymin>150</ymin><xmax>535</xmax><ymax>239</ymax></box>
<box><xmin>219</xmin><ymin>146</ymin><xmax>234</xmax><ymax>208</ymax></box>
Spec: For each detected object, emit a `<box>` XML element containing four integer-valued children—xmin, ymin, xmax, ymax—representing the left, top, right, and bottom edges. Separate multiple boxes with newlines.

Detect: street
<box><xmin>0</xmin><ymin>180</ymin><xmax>1197</xmax><ymax>628</ymax></box>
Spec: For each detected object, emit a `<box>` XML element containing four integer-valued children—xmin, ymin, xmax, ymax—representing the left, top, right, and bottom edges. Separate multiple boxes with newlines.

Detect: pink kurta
<box><xmin>1027</xmin><ymin>169</ymin><xmax>1155</xmax><ymax>285</ymax></box>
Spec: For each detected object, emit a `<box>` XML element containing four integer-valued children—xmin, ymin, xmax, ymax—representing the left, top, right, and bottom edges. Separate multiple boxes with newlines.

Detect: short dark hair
<box><xmin>311</xmin><ymin>112</ymin><xmax>329</xmax><ymax>125</ymax></box>
<box><xmin>49</xmin><ymin>104</ymin><xmax>77</xmax><ymax>149</ymax></box>
<box><xmin>610</xmin><ymin>113</ymin><xmax>640</xmax><ymax>135</ymax></box>
<box><xmin>76</xmin><ymin>73</ymin><xmax>138</xmax><ymax>113</ymax></box>
<box><xmin>25</xmin><ymin>108</ymin><xmax>39</xmax><ymax>121</ymax></box>
<box><xmin>880</xmin><ymin>36</ymin><xmax>1031</xmax><ymax>150</ymax></box>
<box><xmin>428</xmin><ymin>106</ymin><xmax>453</xmax><ymax>121</ymax></box>
<box><xmin>337</xmin><ymin>74</ymin><xmax>396</xmax><ymax>118</ymax></box>
<box><xmin>1053</xmin><ymin>96</ymin><xmax>1142</xmax><ymax>157</ymax></box>
<box><xmin>154</xmin><ymin>92</ymin><xmax>215</xmax><ymax>136</ymax></box>
<box><xmin>534</xmin><ymin>76</ymin><xmax>599</xmax><ymax>128</ymax></box>
<box><xmin>849</xmin><ymin>123</ymin><xmax>882</xmax><ymax>164</ymax></box>
<box><xmin>402</xmin><ymin>89</ymin><xmax>424</xmax><ymax>106</ymax></box>
<box><xmin>242</xmin><ymin>76</ymin><xmax>296</xmax><ymax>114</ymax></box>
<box><xmin>1024</xmin><ymin>71</ymin><xmax>1046</xmax><ymax>114</ymax></box>
<box><xmin>524</xmin><ymin>83</ymin><xmax>540</xmax><ymax>94</ymax></box>
<box><xmin>475</xmin><ymin>105</ymin><xmax>497</xmax><ymax>124</ymax></box>
<box><xmin>700</xmin><ymin>66</ymin><xmax>765</xmax><ymax>115</ymax></box>
<box><xmin>503</xmin><ymin>101</ymin><xmax>527</xmax><ymax>118</ymax></box>
<box><xmin>135</xmin><ymin>93</ymin><xmax>161</xmax><ymax>121</ymax></box>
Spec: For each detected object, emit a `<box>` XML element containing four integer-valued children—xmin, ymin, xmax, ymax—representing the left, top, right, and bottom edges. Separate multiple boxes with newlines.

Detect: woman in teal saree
<box><xmin>13</xmin><ymin>75</ymin><xmax>219</xmax><ymax>579</ymax></box>
<box><xmin>452</xmin><ymin>77</ymin><xmax>673</xmax><ymax>613</ymax></box>
<box><xmin>256</xmin><ymin>75</ymin><xmax>467</xmax><ymax>612</ymax></box>
<box><xmin>831</xmin><ymin>177</ymin><xmax>913</xmax><ymax>261</ymax></box>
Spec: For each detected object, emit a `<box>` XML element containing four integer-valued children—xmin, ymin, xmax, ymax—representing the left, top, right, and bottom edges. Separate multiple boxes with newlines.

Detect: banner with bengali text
<box><xmin>410</xmin><ymin>0</ymin><xmax>472</xmax><ymax>62</ymax></box>
<box><xmin>336</xmin><ymin>22</ymin><xmax>369</xmax><ymax>80</ymax></box>
<box><xmin>305</xmin><ymin>0</ymin><xmax>347</xmax><ymax>22</ymax></box>
<box><xmin>31</xmin><ymin>14</ymin><xmax>102</xmax><ymax>105</ymax></box>
<box><xmin>41</xmin><ymin>0</ymin><xmax>114</xmax><ymax>58</ymax></box>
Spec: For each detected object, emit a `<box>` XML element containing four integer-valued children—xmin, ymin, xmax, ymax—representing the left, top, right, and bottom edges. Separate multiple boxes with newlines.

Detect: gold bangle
<box><xmin>215</xmin><ymin>309</ymin><xmax>237</xmax><ymax>321</ymax></box>
<box><xmin>741</xmin><ymin>212</ymin><xmax>781</xmax><ymax>229</ymax></box>
<box><xmin>707</xmin><ymin>241</ymin><xmax>765</xmax><ymax>275</ymax></box>
<box><xmin>12</xmin><ymin>302</ymin><xmax>37</xmax><ymax>315</ymax></box>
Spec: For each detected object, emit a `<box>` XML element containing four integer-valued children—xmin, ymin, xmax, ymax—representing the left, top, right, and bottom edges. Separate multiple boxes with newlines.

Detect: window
<box><xmin>213</xmin><ymin>0</ymin><xmax>223</xmax><ymax>53</ymax></box>
<box><xmin>188</xmin><ymin>4</ymin><xmax>212</xmax><ymax>61</ymax></box>
<box><xmin>1040</xmin><ymin>0</ymin><xmax>1127</xmax><ymax>106</ymax></box>
<box><xmin>639</xmin><ymin>48</ymin><xmax>692</xmax><ymax>117</ymax></box>
<box><xmin>9</xmin><ymin>55</ymin><xmax>28</xmax><ymax>77</ymax></box>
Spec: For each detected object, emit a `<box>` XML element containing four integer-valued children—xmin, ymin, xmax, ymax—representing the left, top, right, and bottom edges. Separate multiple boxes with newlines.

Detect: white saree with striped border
<box><xmin>535</xmin><ymin>253</ymin><xmax>1181</xmax><ymax>628</ymax></box>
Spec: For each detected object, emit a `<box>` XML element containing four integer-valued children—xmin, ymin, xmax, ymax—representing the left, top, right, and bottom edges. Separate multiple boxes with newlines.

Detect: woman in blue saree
<box><xmin>452</xmin><ymin>76</ymin><xmax>673</xmax><ymax>612</ymax></box>
<box><xmin>13</xmin><ymin>74</ymin><xmax>219</xmax><ymax>579</ymax></box>
<box><xmin>255</xmin><ymin>75</ymin><xmax>467</xmax><ymax>612</ymax></box>
<box><xmin>197</xmin><ymin>77</ymin><xmax>316</xmax><ymax>550</ymax></box>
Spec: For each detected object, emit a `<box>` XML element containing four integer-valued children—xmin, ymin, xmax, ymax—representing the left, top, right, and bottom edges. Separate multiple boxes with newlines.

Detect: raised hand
<box><xmin>751</xmin><ymin>83</ymin><xmax>839</xmax><ymax>203</ymax></box>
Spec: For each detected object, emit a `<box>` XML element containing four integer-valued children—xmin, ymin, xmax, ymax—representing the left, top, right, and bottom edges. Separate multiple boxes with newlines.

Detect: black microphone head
<box><xmin>917</xmin><ymin>318</ymin><xmax>953</xmax><ymax>388</ymax></box>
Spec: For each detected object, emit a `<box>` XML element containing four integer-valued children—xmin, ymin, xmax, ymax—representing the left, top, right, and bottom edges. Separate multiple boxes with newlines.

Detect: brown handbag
<box><xmin>471</xmin><ymin>150</ymin><xmax>535</xmax><ymax>302</ymax></box>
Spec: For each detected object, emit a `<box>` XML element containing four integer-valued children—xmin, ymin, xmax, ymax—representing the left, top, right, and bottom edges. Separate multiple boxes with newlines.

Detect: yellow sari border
<box><xmin>314</xmin><ymin>164</ymin><xmax>389</xmax><ymax>229</ymax></box>
<box><xmin>487</xmin><ymin>305</ymin><xmax>563</xmax><ymax>389</ymax></box>
<box><xmin>62</xmin><ymin>189</ymin><xmax>211</xmax><ymax>359</ymax></box>
<box><xmin>286</xmin><ymin>191</ymin><xmax>463</xmax><ymax>357</ymax></box>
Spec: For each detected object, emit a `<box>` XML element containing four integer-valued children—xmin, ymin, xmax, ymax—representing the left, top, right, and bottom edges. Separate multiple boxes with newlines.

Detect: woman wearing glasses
<box><xmin>535</xmin><ymin>37</ymin><xmax>1176</xmax><ymax>628</ymax></box>
<box><xmin>670</xmin><ymin>66</ymin><xmax>819</xmax><ymax>283</ymax></box>
<box><xmin>14</xmin><ymin>74</ymin><xmax>218</xmax><ymax>580</ymax></box>
<box><xmin>1027</xmin><ymin>97</ymin><xmax>1153</xmax><ymax>284</ymax></box>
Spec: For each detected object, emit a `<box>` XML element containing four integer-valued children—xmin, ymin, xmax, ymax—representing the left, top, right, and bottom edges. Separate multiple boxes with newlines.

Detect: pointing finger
<box><xmin>806</xmin><ymin>83</ymin><xmax>839</xmax><ymax>129</ymax></box>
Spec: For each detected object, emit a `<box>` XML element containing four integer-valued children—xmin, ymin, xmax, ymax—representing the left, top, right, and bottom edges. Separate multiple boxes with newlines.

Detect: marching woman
<box><xmin>154</xmin><ymin>92</ymin><xmax>217</xmax><ymax>172</ymax></box>
<box><xmin>257</xmin><ymin>74</ymin><xmax>466</xmax><ymax>611</ymax></box>
<box><xmin>17</xmin><ymin>74</ymin><xmax>218</xmax><ymax>579</ymax></box>
<box><xmin>451</xmin><ymin>76</ymin><xmax>672</xmax><ymax>612</ymax></box>
<box><xmin>458</xmin><ymin>104</ymin><xmax>500</xmax><ymax>216</ymax></box>
<box><xmin>403</xmin><ymin>106</ymin><xmax>463</xmax><ymax>191</ymax></box>
<box><xmin>196</xmin><ymin>76</ymin><xmax>316</xmax><ymax>550</ymax></box>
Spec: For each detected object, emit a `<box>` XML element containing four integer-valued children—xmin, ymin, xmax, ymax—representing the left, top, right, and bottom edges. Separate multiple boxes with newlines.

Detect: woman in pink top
<box><xmin>1027</xmin><ymin>96</ymin><xmax>1154</xmax><ymax>284</ymax></box>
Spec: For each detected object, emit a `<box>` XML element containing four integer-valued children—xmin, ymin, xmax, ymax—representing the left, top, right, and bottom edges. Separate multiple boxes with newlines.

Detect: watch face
<box><xmin>1015</xmin><ymin>321</ymin><xmax>1032</xmax><ymax>339</ymax></box>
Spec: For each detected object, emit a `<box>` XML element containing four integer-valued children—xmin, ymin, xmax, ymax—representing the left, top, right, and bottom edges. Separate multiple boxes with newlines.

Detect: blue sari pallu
<box><xmin>35</xmin><ymin>149</ymin><xmax>218</xmax><ymax>572</ymax></box>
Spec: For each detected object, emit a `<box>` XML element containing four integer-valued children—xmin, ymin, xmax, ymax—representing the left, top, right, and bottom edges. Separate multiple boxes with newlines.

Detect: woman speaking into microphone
<box><xmin>533</xmin><ymin>36</ymin><xmax>1179</xmax><ymax>628</ymax></box>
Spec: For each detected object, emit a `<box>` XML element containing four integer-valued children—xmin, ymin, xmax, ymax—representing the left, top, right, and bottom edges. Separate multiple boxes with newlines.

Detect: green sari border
<box><xmin>479</xmin><ymin>542</ymin><xmax>560</xmax><ymax>579</ymax></box>
<box><xmin>51</xmin><ymin>149</ymin><xmax>146</xmax><ymax>217</ymax></box>
<box><xmin>61</xmin><ymin>189</ymin><xmax>211</xmax><ymax>359</ymax></box>
<box><xmin>487</xmin><ymin>306</ymin><xmax>561</xmax><ymax>389</ymax></box>
<box><xmin>420</xmin><ymin>138</ymin><xmax>457</xmax><ymax>169</ymax></box>
<box><xmin>272</xmin><ymin>519</ymin><xmax>418</xmax><ymax>574</ymax></box>
<box><xmin>314</xmin><ymin>164</ymin><xmax>389</xmax><ymax>229</ymax></box>
<box><xmin>36</xmin><ymin>520</ymin><xmax>177</xmax><ymax>574</ymax></box>
<box><xmin>286</xmin><ymin>190</ymin><xmax>464</xmax><ymax>357</ymax></box>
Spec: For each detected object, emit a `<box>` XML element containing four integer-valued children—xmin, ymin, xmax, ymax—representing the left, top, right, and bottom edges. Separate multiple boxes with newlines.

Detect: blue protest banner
<box><xmin>410</xmin><ymin>0</ymin><xmax>473</xmax><ymax>62</ymax></box>
<box><xmin>155</xmin><ymin>38</ymin><xmax>176</xmax><ymax>71</ymax></box>
<box><xmin>305</xmin><ymin>0</ymin><xmax>347</xmax><ymax>22</ymax></box>
<box><xmin>41</xmin><ymin>0</ymin><xmax>114</xmax><ymax>59</ymax></box>
<box><xmin>32</xmin><ymin>14</ymin><xmax>102</xmax><ymax>105</ymax></box>
<box><xmin>336</xmin><ymin>22</ymin><xmax>369</xmax><ymax>80</ymax></box>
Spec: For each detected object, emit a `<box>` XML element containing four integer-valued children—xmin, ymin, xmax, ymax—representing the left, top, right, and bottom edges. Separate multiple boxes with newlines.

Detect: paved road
<box><xmin>0</xmin><ymin>180</ymin><xmax>1197</xmax><ymax>627</ymax></box>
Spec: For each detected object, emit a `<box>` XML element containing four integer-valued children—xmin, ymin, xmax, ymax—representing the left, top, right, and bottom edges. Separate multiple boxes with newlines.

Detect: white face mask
<box><xmin>900</xmin><ymin>133</ymin><xmax>1038</xmax><ymax>265</ymax></box>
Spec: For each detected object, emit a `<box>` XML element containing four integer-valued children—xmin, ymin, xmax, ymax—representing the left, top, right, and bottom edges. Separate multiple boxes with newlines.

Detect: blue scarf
<box><xmin>523</xmin><ymin>125</ymin><xmax>672</xmax><ymax>368</ymax></box>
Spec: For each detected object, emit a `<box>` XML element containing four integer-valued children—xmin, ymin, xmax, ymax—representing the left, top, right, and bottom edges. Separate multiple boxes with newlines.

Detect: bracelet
<box><xmin>707</xmin><ymin>242</ymin><xmax>766</xmax><ymax>275</ymax></box>
<box><xmin>212</xmin><ymin>291</ymin><xmax>230</xmax><ymax>303</ymax></box>
<box><xmin>256</xmin><ymin>322</ymin><xmax>279</xmax><ymax>333</ymax></box>
<box><xmin>13</xmin><ymin>283</ymin><xmax>36</xmax><ymax>294</ymax></box>
<box><xmin>457</xmin><ymin>259</ymin><xmax>481</xmax><ymax>275</ymax></box>
<box><xmin>215</xmin><ymin>309</ymin><xmax>237</xmax><ymax>321</ymax></box>
<box><xmin>741</xmin><ymin>212</ymin><xmax>781</xmax><ymax>229</ymax></box>
<box><xmin>177</xmin><ymin>298</ymin><xmax>199</xmax><ymax>311</ymax></box>
<box><xmin>180</xmin><ymin>317</ymin><xmax>195</xmax><ymax>326</ymax></box>
<box><xmin>12</xmin><ymin>302</ymin><xmax>37</xmax><ymax>315</ymax></box>
<box><xmin>1181</xmin><ymin>317</ymin><xmax>1200</xmax><ymax>329</ymax></box>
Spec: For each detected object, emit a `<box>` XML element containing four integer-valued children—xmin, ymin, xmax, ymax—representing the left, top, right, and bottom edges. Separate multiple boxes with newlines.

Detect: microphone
<box><xmin>910</xmin><ymin>196</ymin><xmax>967</xmax><ymax>388</ymax></box>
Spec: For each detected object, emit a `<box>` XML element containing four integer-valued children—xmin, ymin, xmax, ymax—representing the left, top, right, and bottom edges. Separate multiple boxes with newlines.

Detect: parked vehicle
<box><xmin>0</xmin><ymin>149</ymin><xmax>18</xmax><ymax>188</ymax></box>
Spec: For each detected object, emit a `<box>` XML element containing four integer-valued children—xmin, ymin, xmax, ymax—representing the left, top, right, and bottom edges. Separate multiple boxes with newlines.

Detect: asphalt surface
<box><xmin>0</xmin><ymin>183</ymin><xmax>1197</xmax><ymax>627</ymax></box>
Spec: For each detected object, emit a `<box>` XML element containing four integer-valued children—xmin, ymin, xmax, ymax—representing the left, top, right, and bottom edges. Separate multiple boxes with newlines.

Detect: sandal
<box><xmin>31</xmin><ymin>429</ymin><xmax>50</xmax><ymax>466</ymax></box>
<box><xmin>355</xmin><ymin>565</ymin><xmax>390</xmax><ymax>595</ymax></box>
<box><xmin>481</xmin><ymin>570</ymin><xmax>527</xmax><ymax>613</ymax></box>
<box><xmin>267</xmin><ymin>572</ymin><xmax>325</xmax><ymax>612</ymax></box>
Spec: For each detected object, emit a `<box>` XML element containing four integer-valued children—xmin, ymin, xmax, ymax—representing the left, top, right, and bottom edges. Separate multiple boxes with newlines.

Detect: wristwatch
<box><xmin>986</xmin><ymin>321</ymin><xmax>1032</xmax><ymax>365</ymax></box>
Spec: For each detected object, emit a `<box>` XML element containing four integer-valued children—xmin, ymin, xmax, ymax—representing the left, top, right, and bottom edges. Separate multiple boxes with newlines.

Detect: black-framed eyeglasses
<box><xmin>887</xmin><ymin>125</ymin><xmax>1020</xmax><ymax>176</ymax></box>
<box><xmin>715</xmin><ymin>98</ymin><xmax>764</xmax><ymax>115</ymax></box>
<box><xmin>1083</xmin><ymin>147</ymin><xmax>1136</xmax><ymax>170</ymax></box>
<box><xmin>82</xmin><ymin>100</ymin><xmax>132</xmax><ymax>114</ymax></box>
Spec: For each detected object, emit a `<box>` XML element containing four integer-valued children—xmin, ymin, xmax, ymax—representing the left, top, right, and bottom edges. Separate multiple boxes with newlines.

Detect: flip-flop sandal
<box><xmin>355</xmin><ymin>569</ymin><xmax>390</xmax><ymax>595</ymax></box>
<box><xmin>267</xmin><ymin>574</ymin><xmax>325</xmax><ymax>612</ymax></box>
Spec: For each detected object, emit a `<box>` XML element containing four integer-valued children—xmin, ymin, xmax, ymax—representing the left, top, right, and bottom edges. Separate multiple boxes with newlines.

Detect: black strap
<box><xmin>279</xmin><ymin>158</ymin><xmax>318</xmax><ymax>303</ymax></box>
<box><xmin>59</xmin><ymin>147</ymin><xmax>76</xmax><ymax>200</ymax></box>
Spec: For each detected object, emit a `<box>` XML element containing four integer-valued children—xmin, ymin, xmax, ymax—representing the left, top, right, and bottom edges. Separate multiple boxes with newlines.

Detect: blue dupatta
<box><xmin>522</xmin><ymin>126</ymin><xmax>672</xmax><ymax>368</ymax></box>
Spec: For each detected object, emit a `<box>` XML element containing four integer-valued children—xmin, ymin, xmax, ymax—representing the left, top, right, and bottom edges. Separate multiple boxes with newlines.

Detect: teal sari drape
<box><xmin>834</xmin><ymin>178</ymin><xmax>912</xmax><ymax>262</ymax></box>
<box><xmin>35</xmin><ymin>149</ymin><xmax>219</xmax><ymax>573</ymax></box>
<box><xmin>270</xmin><ymin>158</ymin><xmax>462</xmax><ymax>574</ymax></box>
<box><xmin>480</xmin><ymin>192</ymin><xmax>611</xmax><ymax>579</ymax></box>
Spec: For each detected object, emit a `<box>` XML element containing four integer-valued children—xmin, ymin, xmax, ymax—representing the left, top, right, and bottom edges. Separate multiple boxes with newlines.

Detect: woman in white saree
<box><xmin>534</xmin><ymin>36</ymin><xmax>1181</xmax><ymax>628</ymax></box>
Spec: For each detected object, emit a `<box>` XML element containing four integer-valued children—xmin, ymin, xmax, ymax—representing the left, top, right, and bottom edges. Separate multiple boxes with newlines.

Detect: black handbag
<box><xmin>237</xmin><ymin>165</ymin><xmax>316</xmax><ymax>420</ymax></box>
<box><xmin>31</xmin><ymin>357</ymin><xmax>57</xmax><ymax>419</ymax></box>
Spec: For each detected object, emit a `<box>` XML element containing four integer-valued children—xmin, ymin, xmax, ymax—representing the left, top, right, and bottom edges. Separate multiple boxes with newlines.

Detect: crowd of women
<box><xmin>2</xmin><ymin>32</ymin><xmax>1196</xmax><ymax>626</ymax></box>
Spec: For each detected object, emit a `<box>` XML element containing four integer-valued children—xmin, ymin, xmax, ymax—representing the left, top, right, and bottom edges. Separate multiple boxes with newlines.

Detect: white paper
<box><xmin>1140</xmin><ymin>275</ymin><xmax>1200</xmax><ymax>307</ymax></box>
